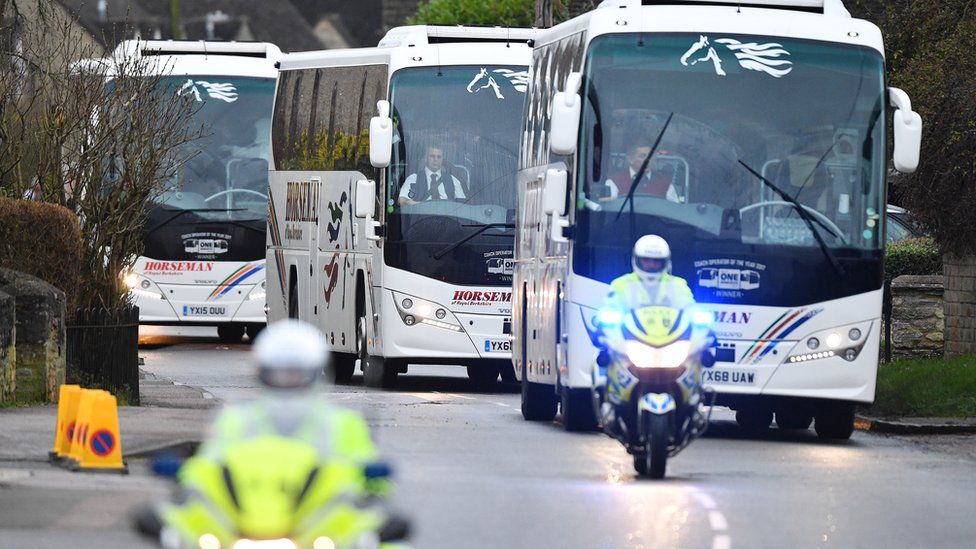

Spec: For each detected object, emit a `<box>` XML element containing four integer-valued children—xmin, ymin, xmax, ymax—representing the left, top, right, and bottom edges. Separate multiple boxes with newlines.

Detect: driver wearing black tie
<box><xmin>398</xmin><ymin>145</ymin><xmax>467</xmax><ymax>206</ymax></box>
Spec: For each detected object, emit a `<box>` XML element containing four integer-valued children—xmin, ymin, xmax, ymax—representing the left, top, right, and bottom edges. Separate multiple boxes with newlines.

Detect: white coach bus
<box><xmin>514</xmin><ymin>0</ymin><xmax>922</xmax><ymax>436</ymax></box>
<box><xmin>115</xmin><ymin>40</ymin><xmax>281</xmax><ymax>342</ymax></box>
<box><xmin>267</xmin><ymin>26</ymin><xmax>535</xmax><ymax>387</ymax></box>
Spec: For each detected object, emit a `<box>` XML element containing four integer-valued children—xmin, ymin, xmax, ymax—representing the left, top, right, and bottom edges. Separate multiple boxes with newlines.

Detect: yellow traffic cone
<box><xmin>63</xmin><ymin>389</ymin><xmax>107</xmax><ymax>468</ymax></box>
<box><xmin>71</xmin><ymin>391</ymin><xmax>127</xmax><ymax>474</ymax></box>
<box><xmin>49</xmin><ymin>384</ymin><xmax>81</xmax><ymax>463</ymax></box>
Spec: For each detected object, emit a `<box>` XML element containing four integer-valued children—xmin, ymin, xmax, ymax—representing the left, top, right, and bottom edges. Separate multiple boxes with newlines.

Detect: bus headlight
<box><xmin>393</xmin><ymin>292</ymin><xmax>461</xmax><ymax>332</ymax></box>
<box><xmin>247</xmin><ymin>281</ymin><xmax>266</xmax><ymax>301</ymax></box>
<box><xmin>788</xmin><ymin>322</ymin><xmax>872</xmax><ymax>364</ymax></box>
<box><xmin>122</xmin><ymin>273</ymin><xmax>163</xmax><ymax>299</ymax></box>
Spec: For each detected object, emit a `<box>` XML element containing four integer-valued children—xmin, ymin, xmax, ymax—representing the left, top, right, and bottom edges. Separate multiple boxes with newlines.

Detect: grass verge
<box><xmin>870</xmin><ymin>355</ymin><xmax>976</xmax><ymax>418</ymax></box>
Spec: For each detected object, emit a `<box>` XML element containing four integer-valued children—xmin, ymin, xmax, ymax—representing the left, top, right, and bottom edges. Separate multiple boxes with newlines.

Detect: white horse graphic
<box><xmin>680</xmin><ymin>35</ymin><xmax>793</xmax><ymax>78</ymax></box>
<box><xmin>466</xmin><ymin>68</ymin><xmax>530</xmax><ymax>99</ymax></box>
<box><xmin>177</xmin><ymin>79</ymin><xmax>239</xmax><ymax>102</ymax></box>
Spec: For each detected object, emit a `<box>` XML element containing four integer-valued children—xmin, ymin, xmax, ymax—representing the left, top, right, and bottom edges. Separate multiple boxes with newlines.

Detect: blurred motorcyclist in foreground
<box><xmin>139</xmin><ymin>319</ymin><xmax>408</xmax><ymax>548</ymax></box>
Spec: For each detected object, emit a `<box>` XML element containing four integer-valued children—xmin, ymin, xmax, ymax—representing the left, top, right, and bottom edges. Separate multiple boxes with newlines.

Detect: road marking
<box><xmin>441</xmin><ymin>392</ymin><xmax>477</xmax><ymax>401</ymax></box>
<box><xmin>708</xmin><ymin>510</ymin><xmax>728</xmax><ymax>531</ymax></box>
<box><xmin>0</xmin><ymin>469</ymin><xmax>32</xmax><ymax>482</ymax></box>
<box><xmin>694</xmin><ymin>491</ymin><xmax>717</xmax><ymax>510</ymax></box>
<box><xmin>690</xmin><ymin>488</ymin><xmax>730</xmax><ymax>549</ymax></box>
<box><xmin>493</xmin><ymin>402</ymin><xmax>511</xmax><ymax>408</ymax></box>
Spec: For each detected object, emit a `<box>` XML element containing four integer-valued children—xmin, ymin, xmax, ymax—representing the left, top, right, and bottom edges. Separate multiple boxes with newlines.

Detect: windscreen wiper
<box><xmin>737</xmin><ymin>159</ymin><xmax>846</xmax><ymax>277</ymax></box>
<box><xmin>432</xmin><ymin>223</ymin><xmax>514</xmax><ymax>260</ymax></box>
<box><xmin>616</xmin><ymin>112</ymin><xmax>673</xmax><ymax>220</ymax></box>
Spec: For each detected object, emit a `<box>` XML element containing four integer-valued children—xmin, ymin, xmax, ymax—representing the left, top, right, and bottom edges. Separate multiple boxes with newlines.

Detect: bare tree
<box><xmin>535</xmin><ymin>0</ymin><xmax>554</xmax><ymax>27</ymax></box>
<box><xmin>0</xmin><ymin>0</ymin><xmax>201</xmax><ymax>314</ymax></box>
<box><xmin>568</xmin><ymin>0</ymin><xmax>597</xmax><ymax>18</ymax></box>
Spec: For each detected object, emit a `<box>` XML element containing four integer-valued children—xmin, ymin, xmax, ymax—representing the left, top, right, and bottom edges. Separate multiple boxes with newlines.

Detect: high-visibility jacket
<box><xmin>605</xmin><ymin>272</ymin><xmax>695</xmax><ymax>311</ymax></box>
<box><xmin>196</xmin><ymin>394</ymin><xmax>379</xmax><ymax>464</ymax></box>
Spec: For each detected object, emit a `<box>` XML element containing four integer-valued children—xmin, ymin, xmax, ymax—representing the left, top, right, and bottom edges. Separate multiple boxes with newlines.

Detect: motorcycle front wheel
<box><xmin>634</xmin><ymin>413</ymin><xmax>669</xmax><ymax>479</ymax></box>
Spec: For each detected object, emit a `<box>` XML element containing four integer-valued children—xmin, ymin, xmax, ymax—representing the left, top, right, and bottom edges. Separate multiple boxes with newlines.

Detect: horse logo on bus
<box><xmin>466</xmin><ymin>68</ymin><xmax>530</xmax><ymax>99</ymax></box>
<box><xmin>680</xmin><ymin>35</ymin><xmax>793</xmax><ymax>78</ymax></box>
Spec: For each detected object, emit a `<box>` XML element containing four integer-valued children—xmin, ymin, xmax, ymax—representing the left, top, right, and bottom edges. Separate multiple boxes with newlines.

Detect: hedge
<box><xmin>0</xmin><ymin>198</ymin><xmax>83</xmax><ymax>315</ymax></box>
<box><xmin>885</xmin><ymin>237</ymin><xmax>942</xmax><ymax>282</ymax></box>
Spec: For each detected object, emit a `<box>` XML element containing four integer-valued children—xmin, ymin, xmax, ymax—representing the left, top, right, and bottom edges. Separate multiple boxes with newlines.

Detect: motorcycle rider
<box><xmin>141</xmin><ymin>320</ymin><xmax>402</xmax><ymax>547</ymax></box>
<box><xmin>606</xmin><ymin>235</ymin><xmax>693</xmax><ymax>311</ymax></box>
<box><xmin>192</xmin><ymin>318</ymin><xmax>385</xmax><ymax>490</ymax></box>
<box><xmin>594</xmin><ymin>235</ymin><xmax>694</xmax><ymax>393</ymax></box>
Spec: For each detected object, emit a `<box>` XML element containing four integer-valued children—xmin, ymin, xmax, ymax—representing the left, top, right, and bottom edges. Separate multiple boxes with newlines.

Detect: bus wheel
<box><xmin>467</xmin><ymin>363</ymin><xmax>500</xmax><ymax>388</ymax></box>
<box><xmin>245</xmin><ymin>323</ymin><xmax>265</xmax><ymax>341</ymax></box>
<box><xmin>521</xmin><ymin>361</ymin><xmax>557</xmax><ymax>422</ymax></box>
<box><xmin>735</xmin><ymin>407</ymin><xmax>773</xmax><ymax>436</ymax></box>
<box><xmin>814</xmin><ymin>403</ymin><xmax>856</xmax><ymax>440</ymax></box>
<box><xmin>330</xmin><ymin>355</ymin><xmax>356</xmax><ymax>384</ymax></box>
<box><xmin>217</xmin><ymin>324</ymin><xmax>245</xmax><ymax>343</ymax></box>
<box><xmin>364</xmin><ymin>355</ymin><xmax>399</xmax><ymax>389</ymax></box>
<box><xmin>499</xmin><ymin>361</ymin><xmax>517</xmax><ymax>383</ymax></box>
<box><xmin>776</xmin><ymin>410</ymin><xmax>813</xmax><ymax>430</ymax></box>
<box><xmin>560</xmin><ymin>384</ymin><xmax>597</xmax><ymax>432</ymax></box>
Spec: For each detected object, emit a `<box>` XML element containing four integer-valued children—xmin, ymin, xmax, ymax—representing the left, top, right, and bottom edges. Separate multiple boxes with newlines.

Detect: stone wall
<box><xmin>0</xmin><ymin>291</ymin><xmax>15</xmax><ymax>403</ymax></box>
<box><xmin>891</xmin><ymin>275</ymin><xmax>945</xmax><ymax>359</ymax></box>
<box><xmin>943</xmin><ymin>254</ymin><xmax>976</xmax><ymax>358</ymax></box>
<box><xmin>0</xmin><ymin>269</ymin><xmax>66</xmax><ymax>404</ymax></box>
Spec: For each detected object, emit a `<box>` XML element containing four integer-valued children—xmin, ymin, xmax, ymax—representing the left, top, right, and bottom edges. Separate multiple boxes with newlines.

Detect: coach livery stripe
<box><xmin>208</xmin><ymin>263</ymin><xmax>265</xmax><ymax>300</ymax></box>
<box><xmin>738</xmin><ymin>308</ymin><xmax>823</xmax><ymax>365</ymax></box>
<box><xmin>267</xmin><ymin>191</ymin><xmax>287</xmax><ymax>306</ymax></box>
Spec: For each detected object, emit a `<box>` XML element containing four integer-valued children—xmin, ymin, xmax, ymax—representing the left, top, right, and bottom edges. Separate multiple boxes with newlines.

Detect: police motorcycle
<box><xmin>135</xmin><ymin>435</ymin><xmax>411</xmax><ymax>549</ymax></box>
<box><xmin>592</xmin><ymin>304</ymin><xmax>716</xmax><ymax>478</ymax></box>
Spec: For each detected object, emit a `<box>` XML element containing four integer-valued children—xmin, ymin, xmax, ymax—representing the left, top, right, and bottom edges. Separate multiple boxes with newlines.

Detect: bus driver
<box><xmin>398</xmin><ymin>145</ymin><xmax>467</xmax><ymax>206</ymax></box>
<box><xmin>604</xmin><ymin>141</ymin><xmax>681</xmax><ymax>203</ymax></box>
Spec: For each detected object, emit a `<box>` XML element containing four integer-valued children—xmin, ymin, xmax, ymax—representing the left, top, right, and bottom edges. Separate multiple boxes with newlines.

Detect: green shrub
<box><xmin>408</xmin><ymin>0</ymin><xmax>562</xmax><ymax>26</ymax></box>
<box><xmin>885</xmin><ymin>237</ymin><xmax>942</xmax><ymax>281</ymax></box>
<box><xmin>0</xmin><ymin>198</ymin><xmax>83</xmax><ymax>315</ymax></box>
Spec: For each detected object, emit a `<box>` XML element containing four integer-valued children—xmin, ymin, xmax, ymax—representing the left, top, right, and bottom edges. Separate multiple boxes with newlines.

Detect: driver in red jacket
<box><xmin>604</xmin><ymin>142</ymin><xmax>681</xmax><ymax>203</ymax></box>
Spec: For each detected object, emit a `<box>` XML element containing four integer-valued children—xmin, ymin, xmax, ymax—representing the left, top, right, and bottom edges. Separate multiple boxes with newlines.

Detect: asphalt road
<box><xmin>2</xmin><ymin>325</ymin><xmax>975</xmax><ymax>548</ymax></box>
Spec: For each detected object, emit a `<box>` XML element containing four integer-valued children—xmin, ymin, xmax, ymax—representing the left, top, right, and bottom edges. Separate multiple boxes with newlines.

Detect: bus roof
<box><xmin>378</xmin><ymin>25</ymin><xmax>538</xmax><ymax>48</ymax></box>
<box><xmin>279</xmin><ymin>25</ymin><xmax>536</xmax><ymax>73</ymax></box>
<box><xmin>102</xmin><ymin>40</ymin><xmax>282</xmax><ymax>79</ymax></box>
<box><xmin>534</xmin><ymin>0</ymin><xmax>881</xmax><ymax>56</ymax></box>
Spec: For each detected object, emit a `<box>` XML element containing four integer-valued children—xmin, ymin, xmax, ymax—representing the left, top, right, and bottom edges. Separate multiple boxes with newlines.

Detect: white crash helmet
<box><xmin>253</xmin><ymin>319</ymin><xmax>330</xmax><ymax>389</ymax></box>
<box><xmin>633</xmin><ymin>234</ymin><xmax>671</xmax><ymax>285</ymax></box>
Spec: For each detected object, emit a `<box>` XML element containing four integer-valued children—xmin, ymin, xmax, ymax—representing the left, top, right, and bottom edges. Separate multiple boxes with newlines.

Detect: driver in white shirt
<box><xmin>398</xmin><ymin>145</ymin><xmax>467</xmax><ymax>206</ymax></box>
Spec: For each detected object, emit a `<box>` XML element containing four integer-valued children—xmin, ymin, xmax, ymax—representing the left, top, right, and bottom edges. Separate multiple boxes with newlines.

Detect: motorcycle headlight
<box><xmin>625</xmin><ymin>340</ymin><xmax>692</xmax><ymax>369</ymax></box>
<box><xmin>597</xmin><ymin>308</ymin><xmax>623</xmax><ymax>327</ymax></box>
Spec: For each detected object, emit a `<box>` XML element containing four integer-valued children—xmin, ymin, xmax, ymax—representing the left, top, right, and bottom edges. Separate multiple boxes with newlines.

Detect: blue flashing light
<box><xmin>691</xmin><ymin>309</ymin><xmax>714</xmax><ymax>328</ymax></box>
<box><xmin>597</xmin><ymin>308</ymin><xmax>623</xmax><ymax>327</ymax></box>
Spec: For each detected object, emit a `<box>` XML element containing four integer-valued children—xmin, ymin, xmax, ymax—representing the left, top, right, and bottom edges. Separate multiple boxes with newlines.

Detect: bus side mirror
<box><xmin>543</xmin><ymin>168</ymin><xmax>567</xmax><ymax>215</ymax></box>
<box><xmin>889</xmin><ymin>87</ymin><xmax>922</xmax><ymax>174</ymax></box>
<box><xmin>355</xmin><ymin>179</ymin><xmax>375</xmax><ymax>219</ymax></box>
<box><xmin>370</xmin><ymin>100</ymin><xmax>393</xmax><ymax>168</ymax></box>
<box><xmin>355</xmin><ymin>179</ymin><xmax>381</xmax><ymax>242</ymax></box>
<box><xmin>550</xmin><ymin>72</ymin><xmax>582</xmax><ymax>156</ymax></box>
